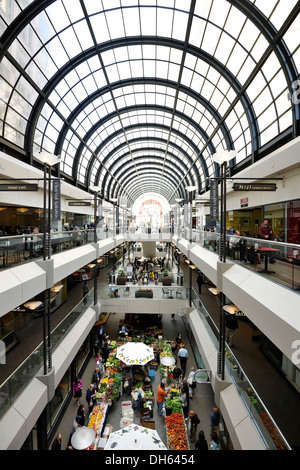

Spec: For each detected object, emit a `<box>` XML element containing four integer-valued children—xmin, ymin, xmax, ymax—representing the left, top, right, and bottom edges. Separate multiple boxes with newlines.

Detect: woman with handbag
<box><xmin>187</xmin><ymin>367</ymin><xmax>196</xmax><ymax>398</ymax></box>
<box><xmin>72</xmin><ymin>377</ymin><xmax>83</xmax><ymax>407</ymax></box>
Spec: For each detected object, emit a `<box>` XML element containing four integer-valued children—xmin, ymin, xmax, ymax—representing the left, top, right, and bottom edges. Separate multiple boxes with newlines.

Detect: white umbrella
<box><xmin>71</xmin><ymin>426</ymin><xmax>95</xmax><ymax>450</ymax></box>
<box><xmin>116</xmin><ymin>342</ymin><xmax>154</xmax><ymax>365</ymax></box>
<box><xmin>104</xmin><ymin>424</ymin><xmax>167</xmax><ymax>450</ymax></box>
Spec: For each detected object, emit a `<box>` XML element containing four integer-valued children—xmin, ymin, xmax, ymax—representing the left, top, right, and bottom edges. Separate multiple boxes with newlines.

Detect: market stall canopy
<box><xmin>104</xmin><ymin>424</ymin><xmax>167</xmax><ymax>450</ymax></box>
<box><xmin>71</xmin><ymin>426</ymin><xmax>95</xmax><ymax>450</ymax></box>
<box><xmin>116</xmin><ymin>342</ymin><xmax>154</xmax><ymax>365</ymax></box>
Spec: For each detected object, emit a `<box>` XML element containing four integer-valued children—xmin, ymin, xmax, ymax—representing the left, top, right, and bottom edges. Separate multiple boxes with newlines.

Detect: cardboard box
<box><xmin>102</xmin><ymin>424</ymin><xmax>113</xmax><ymax>438</ymax></box>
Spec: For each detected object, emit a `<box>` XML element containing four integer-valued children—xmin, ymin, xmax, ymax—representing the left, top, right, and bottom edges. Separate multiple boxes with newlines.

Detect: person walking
<box><xmin>156</xmin><ymin>382</ymin><xmax>167</xmax><ymax>417</ymax></box>
<box><xmin>188</xmin><ymin>410</ymin><xmax>200</xmax><ymax>443</ymax></box>
<box><xmin>72</xmin><ymin>377</ymin><xmax>83</xmax><ymax>407</ymax></box>
<box><xmin>187</xmin><ymin>367</ymin><xmax>196</xmax><ymax>397</ymax></box>
<box><xmin>210</xmin><ymin>407</ymin><xmax>220</xmax><ymax>437</ymax></box>
<box><xmin>83</xmin><ymin>281</ymin><xmax>89</xmax><ymax>304</ymax></box>
<box><xmin>196</xmin><ymin>273</ymin><xmax>204</xmax><ymax>295</ymax></box>
<box><xmin>195</xmin><ymin>430</ymin><xmax>208</xmax><ymax>451</ymax></box>
<box><xmin>178</xmin><ymin>344</ymin><xmax>188</xmax><ymax>376</ymax></box>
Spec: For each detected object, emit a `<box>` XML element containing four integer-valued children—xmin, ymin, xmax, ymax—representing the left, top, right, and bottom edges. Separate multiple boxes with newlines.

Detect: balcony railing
<box><xmin>0</xmin><ymin>227</ymin><xmax>299</xmax><ymax>293</ymax></box>
<box><xmin>191</xmin><ymin>289</ymin><xmax>291</xmax><ymax>451</ymax></box>
<box><xmin>0</xmin><ymin>289</ymin><xmax>94</xmax><ymax>420</ymax></box>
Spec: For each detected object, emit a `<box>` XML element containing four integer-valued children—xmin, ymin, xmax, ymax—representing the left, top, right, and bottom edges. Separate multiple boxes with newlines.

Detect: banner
<box><xmin>210</xmin><ymin>179</ymin><xmax>218</xmax><ymax>219</ymax></box>
<box><xmin>52</xmin><ymin>179</ymin><xmax>61</xmax><ymax>220</ymax></box>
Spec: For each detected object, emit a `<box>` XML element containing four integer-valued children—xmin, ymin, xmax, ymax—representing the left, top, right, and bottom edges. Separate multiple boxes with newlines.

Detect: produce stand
<box><xmin>165</xmin><ymin>412</ymin><xmax>190</xmax><ymax>450</ymax></box>
<box><xmin>87</xmin><ymin>403</ymin><xmax>109</xmax><ymax>450</ymax></box>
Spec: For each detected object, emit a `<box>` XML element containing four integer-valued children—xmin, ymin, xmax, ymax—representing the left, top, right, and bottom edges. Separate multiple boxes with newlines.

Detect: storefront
<box><xmin>227</xmin><ymin>199</ymin><xmax>300</xmax><ymax>244</ymax></box>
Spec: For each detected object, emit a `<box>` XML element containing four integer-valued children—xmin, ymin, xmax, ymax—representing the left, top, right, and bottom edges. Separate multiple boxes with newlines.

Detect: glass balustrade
<box><xmin>0</xmin><ymin>289</ymin><xmax>93</xmax><ymax>420</ymax></box>
<box><xmin>191</xmin><ymin>289</ymin><xmax>291</xmax><ymax>451</ymax></box>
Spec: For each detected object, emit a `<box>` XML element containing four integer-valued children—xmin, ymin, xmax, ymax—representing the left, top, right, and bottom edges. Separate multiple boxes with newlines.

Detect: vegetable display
<box><xmin>165</xmin><ymin>413</ymin><xmax>189</xmax><ymax>450</ymax></box>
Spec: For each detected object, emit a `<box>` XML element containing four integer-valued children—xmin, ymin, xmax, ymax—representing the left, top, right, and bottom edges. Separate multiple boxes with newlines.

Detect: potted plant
<box><xmin>117</xmin><ymin>269</ymin><xmax>126</xmax><ymax>285</ymax></box>
<box><xmin>162</xmin><ymin>269</ymin><xmax>172</xmax><ymax>286</ymax></box>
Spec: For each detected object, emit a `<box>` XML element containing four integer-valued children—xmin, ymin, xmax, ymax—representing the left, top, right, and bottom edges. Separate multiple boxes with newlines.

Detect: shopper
<box><xmin>196</xmin><ymin>273</ymin><xmax>204</xmax><ymax>295</ymax></box>
<box><xmin>179</xmin><ymin>386</ymin><xmax>188</xmax><ymax>418</ymax></box>
<box><xmin>51</xmin><ymin>433</ymin><xmax>62</xmax><ymax>450</ymax></box>
<box><xmin>210</xmin><ymin>430</ymin><xmax>220</xmax><ymax>450</ymax></box>
<box><xmin>210</xmin><ymin>407</ymin><xmax>220</xmax><ymax>437</ymax></box>
<box><xmin>187</xmin><ymin>367</ymin><xmax>196</xmax><ymax>397</ymax></box>
<box><xmin>77</xmin><ymin>404</ymin><xmax>86</xmax><ymax>426</ymax></box>
<box><xmin>92</xmin><ymin>367</ymin><xmax>101</xmax><ymax>390</ymax></box>
<box><xmin>156</xmin><ymin>382</ymin><xmax>167</xmax><ymax>417</ymax></box>
<box><xmin>259</xmin><ymin>219</ymin><xmax>275</xmax><ymax>263</ymax></box>
<box><xmin>178</xmin><ymin>344</ymin><xmax>188</xmax><ymax>375</ymax></box>
<box><xmin>188</xmin><ymin>410</ymin><xmax>200</xmax><ymax>443</ymax></box>
<box><xmin>86</xmin><ymin>384</ymin><xmax>97</xmax><ymax>413</ymax></box>
<box><xmin>72</xmin><ymin>415</ymin><xmax>82</xmax><ymax>432</ymax></box>
<box><xmin>72</xmin><ymin>377</ymin><xmax>83</xmax><ymax>407</ymax></box>
<box><xmin>83</xmin><ymin>281</ymin><xmax>89</xmax><ymax>304</ymax></box>
<box><xmin>195</xmin><ymin>430</ymin><xmax>208</xmax><ymax>451</ymax></box>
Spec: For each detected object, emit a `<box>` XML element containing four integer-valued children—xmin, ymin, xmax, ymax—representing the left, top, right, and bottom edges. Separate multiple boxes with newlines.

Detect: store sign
<box><xmin>240</xmin><ymin>197</ymin><xmax>248</xmax><ymax>208</ymax></box>
<box><xmin>233</xmin><ymin>183</ymin><xmax>277</xmax><ymax>191</ymax></box>
<box><xmin>0</xmin><ymin>183</ymin><xmax>38</xmax><ymax>191</ymax></box>
<box><xmin>195</xmin><ymin>369</ymin><xmax>211</xmax><ymax>384</ymax></box>
<box><xmin>68</xmin><ymin>201</ymin><xmax>91</xmax><ymax>206</ymax></box>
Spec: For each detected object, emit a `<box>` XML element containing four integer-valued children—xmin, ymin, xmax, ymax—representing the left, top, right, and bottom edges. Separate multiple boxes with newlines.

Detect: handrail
<box><xmin>191</xmin><ymin>288</ymin><xmax>291</xmax><ymax>450</ymax></box>
<box><xmin>0</xmin><ymin>290</ymin><xmax>94</xmax><ymax>420</ymax></box>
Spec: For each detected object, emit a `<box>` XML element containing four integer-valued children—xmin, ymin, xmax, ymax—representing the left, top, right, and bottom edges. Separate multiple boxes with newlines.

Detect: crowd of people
<box><xmin>156</xmin><ymin>330</ymin><xmax>222</xmax><ymax>451</ymax></box>
<box><xmin>51</xmin><ymin>324</ymin><xmax>110</xmax><ymax>450</ymax></box>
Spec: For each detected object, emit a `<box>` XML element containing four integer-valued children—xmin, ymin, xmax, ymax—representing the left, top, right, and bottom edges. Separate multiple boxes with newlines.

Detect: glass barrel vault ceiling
<box><xmin>0</xmin><ymin>0</ymin><xmax>300</xmax><ymax>205</ymax></box>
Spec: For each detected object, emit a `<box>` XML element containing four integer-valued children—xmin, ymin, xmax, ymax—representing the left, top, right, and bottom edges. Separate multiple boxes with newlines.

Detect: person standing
<box><xmin>210</xmin><ymin>407</ymin><xmax>220</xmax><ymax>437</ymax></box>
<box><xmin>179</xmin><ymin>386</ymin><xmax>188</xmax><ymax>418</ymax></box>
<box><xmin>72</xmin><ymin>377</ymin><xmax>83</xmax><ymax>407</ymax></box>
<box><xmin>77</xmin><ymin>404</ymin><xmax>86</xmax><ymax>426</ymax></box>
<box><xmin>210</xmin><ymin>430</ymin><xmax>220</xmax><ymax>450</ymax></box>
<box><xmin>196</xmin><ymin>273</ymin><xmax>204</xmax><ymax>295</ymax></box>
<box><xmin>156</xmin><ymin>382</ymin><xmax>167</xmax><ymax>417</ymax></box>
<box><xmin>51</xmin><ymin>433</ymin><xmax>62</xmax><ymax>450</ymax></box>
<box><xmin>178</xmin><ymin>344</ymin><xmax>188</xmax><ymax>376</ymax></box>
<box><xmin>188</xmin><ymin>410</ymin><xmax>200</xmax><ymax>443</ymax></box>
<box><xmin>195</xmin><ymin>430</ymin><xmax>208</xmax><ymax>451</ymax></box>
<box><xmin>86</xmin><ymin>384</ymin><xmax>97</xmax><ymax>413</ymax></box>
<box><xmin>259</xmin><ymin>219</ymin><xmax>275</xmax><ymax>263</ymax></box>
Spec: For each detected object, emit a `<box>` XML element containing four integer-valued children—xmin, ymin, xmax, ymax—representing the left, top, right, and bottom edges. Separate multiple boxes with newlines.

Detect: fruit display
<box><xmin>165</xmin><ymin>413</ymin><xmax>189</xmax><ymax>450</ymax></box>
<box><xmin>87</xmin><ymin>404</ymin><xmax>106</xmax><ymax>432</ymax></box>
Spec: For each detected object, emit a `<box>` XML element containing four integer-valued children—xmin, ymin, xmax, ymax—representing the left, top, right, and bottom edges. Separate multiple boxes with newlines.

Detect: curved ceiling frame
<box><xmin>99</xmin><ymin>141</ymin><xmax>199</xmax><ymax>200</ymax></box>
<box><xmin>104</xmin><ymin>150</ymin><xmax>196</xmax><ymax>202</ymax></box>
<box><xmin>115</xmin><ymin>169</ymin><xmax>184</xmax><ymax>202</ymax></box>
<box><xmin>91</xmin><ymin>130</ymin><xmax>207</xmax><ymax>195</ymax></box>
<box><xmin>0</xmin><ymin>0</ymin><xmax>299</xmax><ymax>203</ymax></box>
<box><xmin>22</xmin><ymin>36</ymin><xmax>259</xmax><ymax>193</ymax></box>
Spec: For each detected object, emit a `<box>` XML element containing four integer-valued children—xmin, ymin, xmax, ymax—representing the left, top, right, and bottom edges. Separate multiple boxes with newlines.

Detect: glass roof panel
<box><xmin>0</xmin><ymin>0</ymin><xmax>298</xmax><ymax>203</ymax></box>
